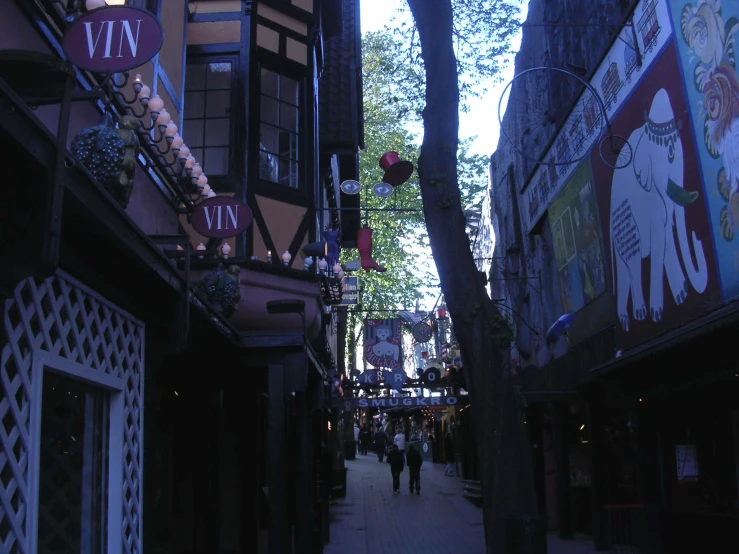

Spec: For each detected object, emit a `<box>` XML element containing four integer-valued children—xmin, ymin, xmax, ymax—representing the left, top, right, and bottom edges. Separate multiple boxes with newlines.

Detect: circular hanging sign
<box><xmin>62</xmin><ymin>6</ymin><xmax>165</xmax><ymax>73</ymax></box>
<box><xmin>191</xmin><ymin>196</ymin><xmax>253</xmax><ymax>239</ymax></box>
<box><xmin>421</xmin><ymin>366</ymin><xmax>442</xmax><ymax>385</ymax></box>
<box><xmin>422</xmin><ymin>442</ymin><xmax>429</xmax><ymax>453</ymax></box>
<box><xmin>373</xmin><ymin>183</ymin><xmax>393</xmax><ymax>197</ymax></box>
<box><xmin>412</xmin><ymin>322</ymin><xmax>433</xmax><ymax>343</ymax></box>
<box><xmin>340</xmin><ymin>179</ymin><xmax>361</xmax><ymax>194</ymax></box>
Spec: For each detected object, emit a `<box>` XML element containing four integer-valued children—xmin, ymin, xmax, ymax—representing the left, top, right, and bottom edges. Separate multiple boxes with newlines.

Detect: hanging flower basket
<box><xmin>195</xmin><ymin>263</ymin><xmax>241</xmax><ymax>318</ymax></box>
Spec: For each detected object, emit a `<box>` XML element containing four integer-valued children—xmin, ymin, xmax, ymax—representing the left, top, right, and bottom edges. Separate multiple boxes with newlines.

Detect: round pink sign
<box><xmin>62</xmin><ymin>6</ymin><xmax>164</xmax><ymax>73</ymax></box>
<box><xmin>191</xmin><ymin>196</ymin><xmax>253</xmax><ymax>239</ymax></box>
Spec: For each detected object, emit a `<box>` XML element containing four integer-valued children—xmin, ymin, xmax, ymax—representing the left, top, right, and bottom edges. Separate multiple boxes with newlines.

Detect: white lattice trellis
<box><xmin>0</xmin><ymin>271</ymin><xmax>144</xmax><ymax>554</ymax></box>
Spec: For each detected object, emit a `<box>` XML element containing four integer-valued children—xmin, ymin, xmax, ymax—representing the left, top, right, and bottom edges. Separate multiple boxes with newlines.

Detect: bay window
<box><xmin>258</xmin><ymin>68</ymin><xmax>301</xmax><ymax>189</ymax></box>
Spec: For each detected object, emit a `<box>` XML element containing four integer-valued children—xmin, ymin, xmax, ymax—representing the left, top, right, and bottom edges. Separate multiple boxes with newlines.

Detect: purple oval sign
<box><xmin>62</xmin><ymin>6</ymin><xmax>164</xmax><ymax>73</ymax></box>
<box><xmin>191</xmin><ymin>196</ymin><xmax>253</xmax><ymax>239</ymax></box>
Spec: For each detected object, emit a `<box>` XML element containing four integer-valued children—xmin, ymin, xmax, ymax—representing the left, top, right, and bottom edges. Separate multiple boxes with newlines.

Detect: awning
<box><xmin>588</xmin><ymin>299</ymin><xmax>739</xmax><ymax>380</ymax></box>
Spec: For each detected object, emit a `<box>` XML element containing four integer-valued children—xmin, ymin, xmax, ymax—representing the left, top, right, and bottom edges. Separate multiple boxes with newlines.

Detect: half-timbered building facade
<box><xmin>0</xmin><ymin>0</ymin><xmax>362</xmax><ymax>552</ymax></box>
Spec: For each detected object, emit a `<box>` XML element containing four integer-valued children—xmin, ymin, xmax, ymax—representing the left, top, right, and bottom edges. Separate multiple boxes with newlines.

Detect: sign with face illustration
<box><xmin>590</xmin><ymin>41</ymin><xmax>722</xmax><ymax>350</ymax></box>
<box><xmin>363</xmin><ymin>318</ymin><xmax>403</xmax><ymax>371</ymax></box>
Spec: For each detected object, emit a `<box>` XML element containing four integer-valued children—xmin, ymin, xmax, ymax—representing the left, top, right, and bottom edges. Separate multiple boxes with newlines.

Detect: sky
<box><xmin>359</xmin><ymin>0</ymin><xmax>527</xmax><ymax>158</ymax></box>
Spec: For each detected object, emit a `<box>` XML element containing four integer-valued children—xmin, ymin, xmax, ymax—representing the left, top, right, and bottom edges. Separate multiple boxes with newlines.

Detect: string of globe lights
<box><xmin>49</xmin><ymin>0</ymin><xmax>216</xmax><ymax>210</ymax></box>
<box><xmin>119</xmin><ymin>72</ymin><xmax>215</xmax><ymax>206</ymax></box>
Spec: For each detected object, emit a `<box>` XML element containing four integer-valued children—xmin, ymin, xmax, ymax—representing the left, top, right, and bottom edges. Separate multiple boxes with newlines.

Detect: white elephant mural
<box><xmin>610</xmin><ymin>88</ymin><xmax>709</xmax><ymax>331</ymax></box>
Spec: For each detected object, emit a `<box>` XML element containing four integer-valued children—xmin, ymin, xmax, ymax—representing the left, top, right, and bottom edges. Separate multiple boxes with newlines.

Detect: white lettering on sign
<box><xmin>204</xmin><ymin>205</ymin><xmax>239</xmax><ymax>231</ymax></box>
<box><xmin>350</xmin><ymin>396</ymin><xmax>460</xmax><ymax>409</ymax></box>
<box><xmin>83</xmin><ymin>19</ymin><xmax>143</xmax><ymax>60</ymax></box>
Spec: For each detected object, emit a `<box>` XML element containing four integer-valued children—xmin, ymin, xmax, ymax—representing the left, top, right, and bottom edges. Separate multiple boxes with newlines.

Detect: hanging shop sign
<box><xmin>62</xmin><ymin>6</ymin><xmax>165</xmax><ymax>73</ymax></box>
<box><xmin>420</xmin><ymin>366</ymin><xmax>442</xmax><ymax>385</ymax></box>
<box><xmin>347</xmin><ymin>395</ymin><xmax>462</xmax><ymax>410</ymax></box>
<box><xmin>364</xmin><ymin>318</ymin><xmax>403</xmax><ymax>371</ymax></box>
<box><xmin>340</xmin><ymin>276</ymin><xmax>359</xmax><ymax>305</ymax></box>
<box><xmin>191</xmin><ymin>196</ymin><xmax>253</xmax><ymax>239</ymax></box>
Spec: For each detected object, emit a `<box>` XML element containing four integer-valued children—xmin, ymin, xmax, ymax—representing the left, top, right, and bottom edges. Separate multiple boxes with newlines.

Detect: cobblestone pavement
<box><xmin>324</xmin><ymin>452</ymin><xmax>597</xmax><ymax>554</ymax></box>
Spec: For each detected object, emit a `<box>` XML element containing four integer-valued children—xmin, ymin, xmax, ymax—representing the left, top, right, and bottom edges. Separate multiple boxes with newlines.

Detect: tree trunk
<box><xmin>405</xmin><ymin>1</ymin><xmax>539</xmax><ymax>551</ymax></box>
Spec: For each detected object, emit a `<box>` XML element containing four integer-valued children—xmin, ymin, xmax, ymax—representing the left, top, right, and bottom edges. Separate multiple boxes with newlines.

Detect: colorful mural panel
<box><xmin>590</xmin><ymin>42</ymin><xmax>722</xmax><ymax>350</ymax></box>
<box><xmin>548</xmin><ymin>162</ymin><xmax>607</xmax><ymax>314</ymax></box>
<box><xmin>521</xmin><ymin>0</ymin><xmax>675</xmax><ymax>232</ymax></box>
<box><xmin>669</xmin><ymin>0</ymin><xmax>739</xmax><ymax>299</ymax></box>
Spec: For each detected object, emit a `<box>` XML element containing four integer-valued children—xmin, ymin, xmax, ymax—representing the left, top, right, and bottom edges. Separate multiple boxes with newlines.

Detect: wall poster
<box><xmin>548</xmin><ymin>162</ymin><xmax>608</xmax><ymax>314</ymax></box>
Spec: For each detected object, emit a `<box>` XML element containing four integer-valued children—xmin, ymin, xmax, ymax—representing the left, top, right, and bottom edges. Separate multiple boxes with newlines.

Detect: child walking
<box><xmin>387</xmin><ymin>444</ymin><xmax>404</xmax><ymax>495</ymax></box>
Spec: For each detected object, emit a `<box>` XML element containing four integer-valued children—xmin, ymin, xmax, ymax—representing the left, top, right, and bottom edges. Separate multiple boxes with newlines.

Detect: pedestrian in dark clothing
<box><xmin>387</xmin><ymin>444</ymin><xmax>404</xmax><ymax>494</ymax></box>
<box><xmin>406</xmin><ymin>442</ymin><xmax>423</xmax><ymax>495</ymax></box>
<box><xmin>359</xmin><ymin>424</ymin><xmax>371</xmax><ymax>455</ymax></box>
<box><xmin>374</xmin><ymin>428</ymin><xmax>388</xmax><ymax>462</ymax></box>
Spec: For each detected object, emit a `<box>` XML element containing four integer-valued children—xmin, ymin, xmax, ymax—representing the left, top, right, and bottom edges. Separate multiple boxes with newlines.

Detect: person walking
<box><xmin>358</xmin><ymin>423</ymin><xmax>371</xmax><ymax>456</ymax></box>
<box><xmin>374</xmin><ymin>426</ymin><xmax>388</xmax><ymax>462</ymax></box>
<box><xmin>387</xmin><ymin>444</ymin><xmax>404</xmax><ymax>495</ymax></box>
<box><xmin>444</xmin><ymin>432</ymin><xmax>456</xmax><ymax>476</ymax></box>
<box><xmin>394</xmin><ymin>426</ymin><xmax>406</xmax><ymax>454</ymax></box>
<box><xmin>406</xmin><ymin>442</ymin><xmax>423</xmax><ymax>495</ymax></box>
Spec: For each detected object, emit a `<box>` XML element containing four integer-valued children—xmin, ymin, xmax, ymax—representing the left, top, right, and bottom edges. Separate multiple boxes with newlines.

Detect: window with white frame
<box><xmin>184</xmin><ymin>60</ymin><xmax>235</xmax><ymax>177</ymax></box>
<box><xmin>258</xmin><ymin>68</ymin><xmax>301</xmax><ymax>188</ymax></box>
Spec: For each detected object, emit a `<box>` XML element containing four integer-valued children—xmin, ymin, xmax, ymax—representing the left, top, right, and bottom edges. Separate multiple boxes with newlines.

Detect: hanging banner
<box><xmin>345</xmin><ymin>395</ymin><xmax>463</xmax><ymax>410</ymax></box>
<box><xmin>364</xmin><ymin>318</ymin><xmax>403</xmax><ymax>371</ymax></box>
<box><xmin>340</xmin><ymin>276</ymin><xmax>359</xmax><ymax>305</ymax></box>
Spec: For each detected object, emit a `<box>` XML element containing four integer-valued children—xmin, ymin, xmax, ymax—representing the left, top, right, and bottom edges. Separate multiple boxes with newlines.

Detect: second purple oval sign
<box><xmin>191</xmin><ymin>196</ymin><xmax>253</xmax><ymax>239</ymax></box>
<box><xmin>62</xmin><ymin>6</ymin><xmax>164</xmax><ymax>73</ymax></box>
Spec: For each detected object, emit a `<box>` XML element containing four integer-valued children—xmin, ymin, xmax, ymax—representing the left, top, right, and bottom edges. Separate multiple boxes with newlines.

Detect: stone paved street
<box><xmin>325</xmin><ymin>453</ymin><xmax>597</xmax><ymax>554</ymax></box>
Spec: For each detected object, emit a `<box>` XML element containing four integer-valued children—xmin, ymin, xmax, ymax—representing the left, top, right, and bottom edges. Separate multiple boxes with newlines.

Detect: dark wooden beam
<box><xmin>295</xmin><ymin>391</ymin><xmax>313</xmax><ymax>552</ymax></box>
<box><xmin>268</xmin><ymin>362</ymin><xmax>287</xmax><ymax>554</ymax></box>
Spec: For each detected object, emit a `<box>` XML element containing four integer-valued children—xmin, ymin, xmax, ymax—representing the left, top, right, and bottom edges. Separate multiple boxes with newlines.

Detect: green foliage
<box><xmin>350</xmin><ymin>30</ymin><xmax>491</xmax><ymax>312</ymax></box>
<box><xmin>345</xmin><ymin>30</ymin><xmax>492</xmax><ymax>365</ymax></box>
<box><xmin>390</xmin><ymin>0</ymin><xmax>523</xmax><ymax>109</ymax></box>
<box><xmin>345</xmin><ymin>30</ymin><xmax>432</xmax><ymax>314</ymax></box>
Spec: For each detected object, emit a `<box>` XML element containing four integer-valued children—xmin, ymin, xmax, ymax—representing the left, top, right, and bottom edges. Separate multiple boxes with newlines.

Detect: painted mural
<box><xmin>522</xmin><ymin>0</ymin><xmax>675</xmax><ymax>232</ymax></box>
<box><xmin>590</xmin><ymin>42</ymin><xmax>722</xmax><ymax>350</ymax></box>
<box><xmin>669</xmin><ymin>0</ymin><xmax>739</xmax><ymax>299</ymax></box>
<box><xmin>548</xmin><ymin>162</ymin><xmax>607</xmax><ymax>313</ymax></box>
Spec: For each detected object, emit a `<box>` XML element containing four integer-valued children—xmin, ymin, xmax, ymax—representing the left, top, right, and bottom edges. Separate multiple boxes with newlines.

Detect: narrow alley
<box><xmin>325</xmin><ymin>452</ymin><xmax>598</xmax><ymax>554</ymax></box>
